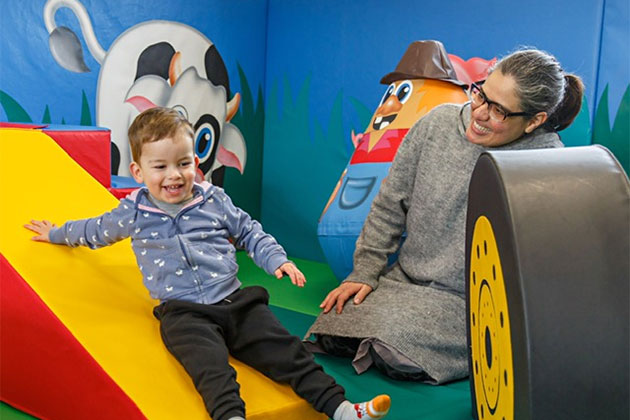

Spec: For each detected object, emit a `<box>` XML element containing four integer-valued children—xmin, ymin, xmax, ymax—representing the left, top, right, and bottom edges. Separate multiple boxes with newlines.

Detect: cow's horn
<box><xmin>168</xmin><ymin>51</ymin><xmax>182</xmax><ymax>87</ymax></box>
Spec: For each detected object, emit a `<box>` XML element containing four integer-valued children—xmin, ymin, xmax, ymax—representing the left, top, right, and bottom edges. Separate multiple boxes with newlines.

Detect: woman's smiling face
<box><xmin>465</xmin><ymin>71</ymin><xmax>540</xmax><ymax>147</ymax></box>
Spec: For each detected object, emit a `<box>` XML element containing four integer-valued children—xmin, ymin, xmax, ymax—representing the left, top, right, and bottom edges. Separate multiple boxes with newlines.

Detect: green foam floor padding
<box><xmin>268</xmin><ymin>305</ymin><xmax>472</xmax><ymax>420</ymax></box>
<box><xmin>237</xmin><ymin>252</ymin><xmax>340</xmax><ymax>317</ymax></box>
<box><xmin>239</xmin><ymin>254</ymin><xmax>472</xmax><ymax>419</ymax></box>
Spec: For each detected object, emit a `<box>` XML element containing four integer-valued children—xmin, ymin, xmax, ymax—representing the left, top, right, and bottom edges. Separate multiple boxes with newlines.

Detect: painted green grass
<box><xmin>0</xmin><ymin>90</ymin><xmax>33</xmax><ymax>122</ymax></box>
<box><xmin>592</xmin><ymin>84</ymin><xmax>630</xmax><ymax>173</ymax></box>
<box><xmin>558</xmin><ymin>95</ymin><xmax>592</xmax><ymax>147</ymax></box>
<box><xmin>0</xmin><ymin>89</ymin><xmax>92</xmax><ymax>125</ymax></box>
<box><xmin>224</xmin><ymin>63</ymin><xmax>266</xmax><ymax>220</ymax></box>
<box><xmin>261</xmin><ymin>74</ymin><xmax>359</xmax><ymax>261</ymax></box>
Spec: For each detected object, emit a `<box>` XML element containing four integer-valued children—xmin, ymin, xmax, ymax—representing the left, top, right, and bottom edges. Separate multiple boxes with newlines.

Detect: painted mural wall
<box><xmin>1</xmin><ymin>0</ymin><xmax>628</xmax><ymax>263</ymax></box>
<box><xmin>0</xmin><ymin>0</ymin><xmax>268</xmax><ymax>218</ymax></box>
<box><xmin>261</xmin><ymin>0</ymin><xmax>629</xmax><ymax>262</ymax></box>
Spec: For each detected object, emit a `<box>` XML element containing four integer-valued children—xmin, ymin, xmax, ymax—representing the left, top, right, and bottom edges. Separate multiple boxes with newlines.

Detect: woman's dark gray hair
<box><xmin>490</xmin><ymin>48</ymin><xmax>584</xmax><ymax>131</ymax></box>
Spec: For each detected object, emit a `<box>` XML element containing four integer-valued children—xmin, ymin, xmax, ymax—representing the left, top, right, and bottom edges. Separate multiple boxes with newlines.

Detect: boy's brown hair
<box><xmin>128</xmin><ymin>107</ymin><xmax>195</xmax><ymax>162</ymax></box>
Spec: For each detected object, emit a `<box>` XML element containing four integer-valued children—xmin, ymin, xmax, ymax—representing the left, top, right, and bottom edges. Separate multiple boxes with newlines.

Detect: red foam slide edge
<box><xmin>0</xmin><ymin>254</ymin><xmax>146</xmax><ymax>420</ymax></box>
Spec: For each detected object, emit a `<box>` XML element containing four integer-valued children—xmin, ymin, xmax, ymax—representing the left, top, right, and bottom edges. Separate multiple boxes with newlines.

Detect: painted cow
<box><xmin>43</xmin><ymin>0</ymin><xmax>245</xmax><ymax>182</ymax></box>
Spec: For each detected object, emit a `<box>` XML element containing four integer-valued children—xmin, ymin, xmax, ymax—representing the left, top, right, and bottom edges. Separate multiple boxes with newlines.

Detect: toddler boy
<box><xmin>25</xmin><ymin>107</ymin><xmax>390</xmax><ymax>420</ymax></box>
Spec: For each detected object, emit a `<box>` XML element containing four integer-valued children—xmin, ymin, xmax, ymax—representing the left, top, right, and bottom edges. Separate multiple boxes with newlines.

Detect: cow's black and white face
<box><xmin>123</xmin><ymin>41</ymin><xmax>243</xmax><ymax>184</ymax></box>
<box><xmin>134</xmin><ymin>42</ymin><xmax>231</xmax><ymax>97</ymax></box>
<box><xmin>92</xmin><ymin>21</ymin><xmax>245</xmax><ymax>182</ymax></box>
<box><xmin>44</xmin><ymin>2</ymin><xmax>247</xmax><ymax>182</ymax></box>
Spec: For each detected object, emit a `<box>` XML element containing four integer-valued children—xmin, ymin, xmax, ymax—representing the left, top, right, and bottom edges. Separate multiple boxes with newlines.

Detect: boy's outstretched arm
<box><xmin>24</xmin><ymin>219</ymin><xmax>56</xmax><ymax>243</ymax></box>
<box><xmin>274</xmin><ymin>262</ymin><xmax>306</xmax><ymax>288</ymax></box>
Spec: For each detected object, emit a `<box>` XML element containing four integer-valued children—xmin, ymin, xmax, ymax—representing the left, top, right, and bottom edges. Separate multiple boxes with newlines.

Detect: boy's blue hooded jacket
<box><xmin>49</xmin><ymin>182</ymin><xmax>289</xmax><ymax>304</ymax></box>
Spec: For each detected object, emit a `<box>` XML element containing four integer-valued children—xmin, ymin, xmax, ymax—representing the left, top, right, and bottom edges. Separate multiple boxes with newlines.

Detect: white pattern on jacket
<box><xmin>49</xmin><ymin>182</ymin><xmax>289</xmax><ymax>304</ymax></box>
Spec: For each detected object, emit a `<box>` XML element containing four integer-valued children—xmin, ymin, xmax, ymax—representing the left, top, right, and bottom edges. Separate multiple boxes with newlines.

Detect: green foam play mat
<box><xmin>242</xmin><ymin>253</ymin><xmax>472</xmax><ymax>420</ymax></box>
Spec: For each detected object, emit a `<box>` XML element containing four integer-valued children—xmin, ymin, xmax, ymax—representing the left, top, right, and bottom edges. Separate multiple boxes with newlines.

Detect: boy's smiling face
<box><xmin>129</xmin><ymin>133</ymin><xmax>199</xmax><ymax>204</ymax></box>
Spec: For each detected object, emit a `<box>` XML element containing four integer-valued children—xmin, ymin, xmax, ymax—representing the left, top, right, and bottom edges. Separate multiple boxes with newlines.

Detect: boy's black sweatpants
<box><xmin>153</xmin><ymin>286</ymin><xmax>346</xmax><ymax>420</ymax></box>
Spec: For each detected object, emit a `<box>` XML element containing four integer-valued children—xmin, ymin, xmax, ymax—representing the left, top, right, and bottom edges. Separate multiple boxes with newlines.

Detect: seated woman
<box><xmin>305</xmin><ymin>48</ymin><xmax>584</xmax><ymax>384</ymax></box>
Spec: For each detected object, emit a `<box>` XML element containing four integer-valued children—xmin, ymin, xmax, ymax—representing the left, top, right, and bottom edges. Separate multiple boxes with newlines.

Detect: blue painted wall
<box><xmin>261</xmin><ymin>0</ymin><xmax>628</xmax><ymax>261</ymax></box>
<box><xmin>0</xmin><ymin>0</ymin><xmax>268</xmax><ymax>218</ymax></box>
<box><xmin>0</xmin><ymin>0</ymin><xmax>267</xmax><ymax>124</ymax></box>
<box><xmin>1</xmin><ymin>0</ymin><xmax>627</xmax><ymax>262</ymax></box>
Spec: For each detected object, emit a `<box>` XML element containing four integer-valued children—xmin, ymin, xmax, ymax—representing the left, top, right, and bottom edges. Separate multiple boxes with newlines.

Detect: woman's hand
<box><xmin>24</xmin><ymin>219</ymin><xmax>55</xmax><ymax>243</ymax></box>
<box><xmin>275</xmin><ymin>262</ymin><xmax>306</xmax><ymax>287</ymax></box>
<box><xmin>320</xmin><ymin>281</ymin><xmax>373</xmax><ymax>314</ymax></box>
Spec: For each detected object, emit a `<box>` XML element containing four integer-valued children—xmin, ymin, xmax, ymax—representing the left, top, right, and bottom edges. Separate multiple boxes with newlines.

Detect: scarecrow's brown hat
<box><xmin>380</xmin><ymin>40</ymin><xmax>466</xmax><ymax>87</ymax></box>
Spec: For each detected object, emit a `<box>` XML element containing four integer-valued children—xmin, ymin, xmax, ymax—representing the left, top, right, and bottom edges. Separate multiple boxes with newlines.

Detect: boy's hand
<box><xmin>275</xmin><ymin>262</ymin><xmax>306</xmax><ymax>287</ymax></box>
<box><xmin>24</xmin><ymin>219</ymin><xmax>56</xmax><ymax>243</ymax></box>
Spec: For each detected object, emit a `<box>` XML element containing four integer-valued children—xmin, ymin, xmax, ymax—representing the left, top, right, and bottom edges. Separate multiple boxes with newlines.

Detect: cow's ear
<box><xmin>204</xmin><ymin>45</ymin><xmax>230</xmax><ymax>97</ymax></box>
<box><xmin>134</xmin><ymin>42</ymin><xmax>176</xmax><ymax>81</ymax></box>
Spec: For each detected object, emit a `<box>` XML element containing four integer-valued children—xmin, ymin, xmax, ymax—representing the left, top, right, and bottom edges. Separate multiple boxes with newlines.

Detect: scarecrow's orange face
<box><xmin>364</xmin><ymin>78</ymin><xmax>468</xmax><ymax>149</ymax></box>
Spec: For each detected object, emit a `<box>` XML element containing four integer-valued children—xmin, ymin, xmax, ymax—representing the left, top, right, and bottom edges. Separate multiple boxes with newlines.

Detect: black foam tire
<box><xmin>466</xmin><ymin>145</ymin><xmax>629</xmax><ymax>420</ymax></box>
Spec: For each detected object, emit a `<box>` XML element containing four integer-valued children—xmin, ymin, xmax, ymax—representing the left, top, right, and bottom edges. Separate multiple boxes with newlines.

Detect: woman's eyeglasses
<box><xmin>469</xmin><ymin>82</ymin><xmax>534</xmax><ymax>122</ymax></box>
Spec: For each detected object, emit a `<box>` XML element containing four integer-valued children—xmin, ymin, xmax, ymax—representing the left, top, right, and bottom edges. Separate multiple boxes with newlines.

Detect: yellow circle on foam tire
<box><xmin>470</xmin><ymin>216</ymin><xmax>513</xmax><ymax>419</ymax></box>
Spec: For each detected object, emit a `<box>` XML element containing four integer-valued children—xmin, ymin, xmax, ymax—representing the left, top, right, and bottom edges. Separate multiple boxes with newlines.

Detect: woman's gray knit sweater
<box><xmin>305</xmin><ymin>102</ymin><xmax>563</xmax><ymax>383</ymax></box>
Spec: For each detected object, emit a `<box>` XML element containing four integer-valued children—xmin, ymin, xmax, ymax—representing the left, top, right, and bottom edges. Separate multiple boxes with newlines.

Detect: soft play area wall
<box><xmin>1</xmin><ymin>0</ymin><xmax>628</xmax><ymax>263</ymax></box>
